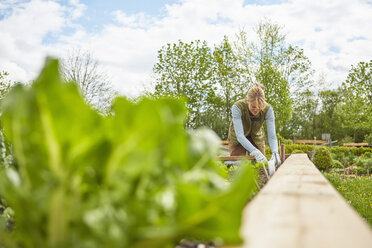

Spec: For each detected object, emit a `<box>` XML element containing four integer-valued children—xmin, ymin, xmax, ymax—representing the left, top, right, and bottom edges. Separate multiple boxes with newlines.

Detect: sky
<box><xmin>0</xmin><ymin>0</ymin><xmax>371</xmax><ymax>96</ymax></box>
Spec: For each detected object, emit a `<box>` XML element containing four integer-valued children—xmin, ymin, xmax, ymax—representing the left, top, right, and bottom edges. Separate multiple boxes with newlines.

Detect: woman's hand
<box><xmin>270</xmin><ymin>152</ymin><xmax>281</xmax><ymax>167</ymax></box>
<box><xmin>250</xmin><ymin>149</ymin><xmax>268</xmax><ymax>163</ymax></box>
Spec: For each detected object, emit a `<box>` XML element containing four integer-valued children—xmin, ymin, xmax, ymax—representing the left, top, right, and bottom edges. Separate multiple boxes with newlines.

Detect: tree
<box><xmin>60</xmin><ymin>48</ymin><xmax>116</xmax><ymax>114</ymax></box>
<box><xmin>235</xmin><ymin>19</ymin><xmax>300</xmax><ymax>134</ymax></box>
<box><xmin>316</xmin><ymin>89</ymin><xmax>341</xmax><ymax>140</ymax></box>
<box><xmin>335</xmin><ymin>60</ymin><xmax>372</xmax><ymax>142</ymax></box>
<box><xmin>0</xmin><ymin>71</ymin><xmax>16</xmax><ymax>169</ymax></box>
<box><xmin>289</xmin><ymin>89</ymin><xmax>318</xmax><ymax>139</ymax></box>
<box><xmin>0</xmin><ymin>71</ymin><xmax>15</xmax><ymax>101</ymax></box>
<box><xmin>152</xmin><ymin>19</ymin><xmax>317</xmax><ymax>139</ymax></box>
<box><xmin>152</xmin><ymin>40</ymin><xmax>214</xmax><ymax>128</ymax></box>
<box><xmin>152</xmin><ymin>38</ymin><xmax>248</xmax><ymax>138</ymax></box>
<box><xmin>209</xmin><ymin>36</ymin><xmax>248</xmax><ymax>138</ymax></box>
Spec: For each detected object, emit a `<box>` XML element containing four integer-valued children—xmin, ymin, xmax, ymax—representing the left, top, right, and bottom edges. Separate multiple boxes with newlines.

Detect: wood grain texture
<box><xmin>224</xmin><ymin>154</ymin><xmax>372</xmax><ymax>248</ymax></box>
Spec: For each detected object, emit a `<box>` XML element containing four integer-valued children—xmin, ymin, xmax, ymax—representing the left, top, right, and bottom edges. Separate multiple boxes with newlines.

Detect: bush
<box><xmin>364</xmin><ymin>133</ymin><xmax>372</xmax><ymax>145</ymax></box>
<box><xmin>329</xmin><ymin>146</ymin><xmax>372</xmax><ymax>157</ymax></box>
<box><xmin>364</xmin><ymin>151</ymin><xmax>372</xmax><ymax>158</ymax></box>
<box><xmin>292</xmin><ymin>149</ymin><xmax>305</xmax><ymax>154</ymax></box>
<box><xmin>330</xmin><ymin>148</ymin><xmax>372</xmax><ymax>168</ymax></box>
<box><xmin>313</xmin><ymin>147</ymin><xmax>333</xmax><ymax>171</ymax></box>
<box><xmin>355</xmin><ymin>156</ymin><xmax>372</xmax><ymax>170</ymax></box>
<box><xmin>331</xmin><ymin>151</ymin><xmax>344</xmax><ymax>161</ymax></box>
<box><xmin>284</xmin><ymin>144</ymin><xmax>314</xmax><ymax>154</ymax></box>
<box><xmin>333</xmin><ymin>159</ymin><xmax>344</xmax><ymax>169</ymax></box>
<box><xmin>350</xmin><ymin>166</ymin><xmax>367</xmax><ymax>175</ymax></box>
<box><xmin>277</xmin><ymin>133</ymin><xmax>293</xmax><ymax>145</ymax></box>
<box><xmin>340</xmin><ymin>135</ymin><xmax>354</xmax><ymax>145</ymax></box>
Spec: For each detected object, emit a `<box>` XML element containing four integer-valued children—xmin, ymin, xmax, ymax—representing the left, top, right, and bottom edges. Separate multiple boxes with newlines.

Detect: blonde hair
<box><xmin>246</xmin><ymin>82</ymin><xmax>266</xmax><ymax>109</ymax></box>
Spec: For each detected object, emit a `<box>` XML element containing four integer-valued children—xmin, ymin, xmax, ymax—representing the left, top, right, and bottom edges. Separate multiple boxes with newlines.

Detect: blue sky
<box><xmin>0</xmin><ymin>0</ymin><xmax>371</xmax><ymax>96</ymax></box>
<box><xmin>71</xmin><ymin>0</ymin><xmax>180</xmax><ymax>32</ymax></box>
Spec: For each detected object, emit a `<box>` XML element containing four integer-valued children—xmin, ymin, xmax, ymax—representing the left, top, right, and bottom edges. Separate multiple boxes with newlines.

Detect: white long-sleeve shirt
<box><xmin>231</xmin><ymin>104</ymin><xmax>278</xmax><ymax>153</ymax></box>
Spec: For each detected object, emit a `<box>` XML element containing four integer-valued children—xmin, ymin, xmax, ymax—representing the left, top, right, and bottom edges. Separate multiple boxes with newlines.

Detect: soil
<box><xmin>176</xmin><ymin>239</ymin><xmax>216</xmax><ymax>248</ymax></box>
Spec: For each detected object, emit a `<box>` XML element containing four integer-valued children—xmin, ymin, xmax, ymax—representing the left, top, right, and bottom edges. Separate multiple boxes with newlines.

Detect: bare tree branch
<box><xmin>60</xmin><ymin>48</ymin><xmax>117</xmax><ymax>114</ymax></box>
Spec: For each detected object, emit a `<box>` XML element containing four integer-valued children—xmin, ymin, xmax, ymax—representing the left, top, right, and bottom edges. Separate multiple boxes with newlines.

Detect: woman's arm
<box><xmin>265</xmin><ymin>106</ymin><xmax>279</xmax><ymax>153</ymax></box>
<box><xmin>232</xmin><ymin>104</ymin><xmax>255</xmax><ymax>152</ymax></box>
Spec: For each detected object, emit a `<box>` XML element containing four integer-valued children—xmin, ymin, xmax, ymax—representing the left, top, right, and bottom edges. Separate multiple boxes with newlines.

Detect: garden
<box><xmin>0</xmin><ymin>17</ymin><xmax>370</xmax><ymax>247</ymax></box>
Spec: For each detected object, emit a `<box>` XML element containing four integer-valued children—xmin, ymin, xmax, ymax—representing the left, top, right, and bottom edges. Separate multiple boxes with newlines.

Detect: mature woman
<box><xmin>228</xmin><ymin>82</ymin><xmax>281</xmax><ymax>175</ymax></box>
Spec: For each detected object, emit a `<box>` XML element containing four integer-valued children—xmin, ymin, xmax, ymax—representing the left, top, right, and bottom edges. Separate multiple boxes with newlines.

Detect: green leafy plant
<box><xmin>0</xmin><ymin>58</ymin><xmax>256</xmax><ymax>248</ymax></box>
<box><xmin>355</xmin><ymin>154</ymin><xmax>372</xmax><ymax>170</ymax></box>
<box><xmin>332</xmin><ymin>159</ymin><xmax>344</xmax><ymax>169</ymax></box>
<box><xmin>313</xmin><ymin>147</ymin><xmax>333</xmax><ymax>171</ymax></box>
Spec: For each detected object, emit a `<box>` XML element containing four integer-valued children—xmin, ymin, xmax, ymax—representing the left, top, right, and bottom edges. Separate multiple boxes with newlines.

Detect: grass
<box><xmin>324</xmin><ymin>173</ymin><xmax>372</xmax><ymax>227</ymax></box>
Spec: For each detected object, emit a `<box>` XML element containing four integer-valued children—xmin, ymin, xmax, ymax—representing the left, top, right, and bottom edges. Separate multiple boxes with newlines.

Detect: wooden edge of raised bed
<box><xmin>222</xmin><ymin>154</ymin><xmax>372</xmax><ymax>248</ymax></box>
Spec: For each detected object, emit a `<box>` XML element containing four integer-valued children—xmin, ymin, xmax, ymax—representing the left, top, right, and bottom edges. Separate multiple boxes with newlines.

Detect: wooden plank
<box><xmin>224</xmin><ymin>154</ymin><xmax>372</xmax><ymax>248</ymax></box>
<box><xmin>217</xmin><ymin>155</ymin><xmax>254</xmax><ymax>161</ymax></box>
<box><xmin>343</xmin><ymin>143</ymin><xmax>369</xmax><ymax>147</ymax></box>
<box><xmin>294</xmin><ymin>139</ymin><xmax>328</xmax><ymax>144</ymax></box>
<box><xmin>218</xmin><ymin>154</ymin><xmax>292</xmax><ymax>161</ymax></box>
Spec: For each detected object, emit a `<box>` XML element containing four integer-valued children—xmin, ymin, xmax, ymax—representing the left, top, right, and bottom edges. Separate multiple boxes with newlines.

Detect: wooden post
<box><xmin>368</xmin><ymin>169</ymin><xmax>370</xmax><ymax>179</ymax></box>
<box><xmin>280</xmin><ymin>143</ymin><xmax>285</xmax><ymax>163</ymax></box>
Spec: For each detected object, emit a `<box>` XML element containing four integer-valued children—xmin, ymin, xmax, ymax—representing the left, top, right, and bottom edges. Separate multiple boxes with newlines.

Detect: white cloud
<box><xmin>68</xmin><ymin>0</ymin><xmax>86</xmax><ymax>19</ymax></box>
<box><xmin>0</xmin><ymin>0</ymin><xmax>371</xmax><ymax>96</ymax></box>
<box><xmin>0</xmin><ymin>0</ymin><xmax>68</xmax><ymax>82</ymax></box>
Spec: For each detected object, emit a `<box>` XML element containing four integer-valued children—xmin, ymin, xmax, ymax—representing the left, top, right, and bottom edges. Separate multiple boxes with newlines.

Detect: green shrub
<box><xmin>355</xmin><ymin>156</ymin><xmax>372</xmax><ymax>170</ymax></box>
<box><xmin>291</xmin><ymin>149</ymin><xmax>305</xmax><ymax>154</ymax></box>
<box><xmin>351</xmin><ymin>166</ymin><xmax>367</xmax><ymax>175</ymax></box>
<box><xmin>333</xmin><ymin>159</ymin><xmax>344</xmax><ymax>169</ymax></box>
<box><xmin>340</xmin><ymin>135</ymin><xmax>354</xmax><ymax>145</ymax></box>
<box><xmin>313</xmin><ymin>147</ymin><xmax>333</xmax><ymax>171</ymax></box>
<box><xmin>284</xmin><ymin>144</ymin><xmax>314</xmax><ymax>154</ymax></box>
<box><xmin>364</xmin><ymin>151</ymin><xmax>372</xmax><ymax>158</ymax></box>
<box><xmin>331</xmin><ymin>151</ymin><xmax>344</xmax><ymax>162</ymax></box>
<box><xmin>329</xmin><ymin>146</ymin><xmax>372</xmax><ymax>157</ymax></box>
<box><xmin>364</xmin><ymin>133</ymin><xmax>372</xmax><ymax>145</ymax></box>
<box><xmin>277</xmin><ymin>133</ymin><xmax>293</xmax><ymax>145</ymax></box>
<box><xmin>330</xmin><ymin>147</ymin><xmax>372</xmax><ymax>169</ymax></box>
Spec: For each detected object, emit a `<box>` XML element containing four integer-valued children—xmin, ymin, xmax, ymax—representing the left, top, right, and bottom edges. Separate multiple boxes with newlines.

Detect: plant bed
<box><xmin>176</xmin><ymin>239</ymin><xmax>216</xmax><ymax>248</ymax></box>
<box><xmin>324</xmin><ymin>173</ymin><xmax>372</xmax><ymax>227</ymax></box>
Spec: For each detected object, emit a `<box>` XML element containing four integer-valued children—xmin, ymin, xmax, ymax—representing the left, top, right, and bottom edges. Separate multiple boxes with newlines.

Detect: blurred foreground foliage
<box><xmin>0</xmin><ymin>58</ymin><xmax>256</xmax><ymax>248</ymax></box>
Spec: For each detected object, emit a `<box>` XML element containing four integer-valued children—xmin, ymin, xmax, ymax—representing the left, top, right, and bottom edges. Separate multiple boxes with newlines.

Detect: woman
<box><xmin>228</xmin><ymin>82</ymin><xmax>281</xmax><ymax>174</ymax></box>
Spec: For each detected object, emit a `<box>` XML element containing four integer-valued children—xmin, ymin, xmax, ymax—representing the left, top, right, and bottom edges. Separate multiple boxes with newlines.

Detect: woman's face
<box><xmin>248</xmin><ymin>103</ymin><xmax>261</xmax><ymax>116</ymax></box>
